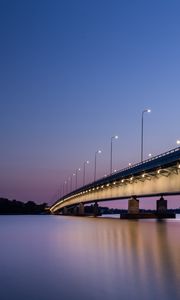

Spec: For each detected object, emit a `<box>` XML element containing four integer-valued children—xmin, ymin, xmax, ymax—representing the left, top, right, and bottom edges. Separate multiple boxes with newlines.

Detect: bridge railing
<box><xmin>110</xmin><ymin>146</ymin><xmax>180</xmax><ymax>176</ymax></box>
<box><xmin>54</xmin><ymin>146</ymin><xmax>180</xmax><ymax>204</ymax></box>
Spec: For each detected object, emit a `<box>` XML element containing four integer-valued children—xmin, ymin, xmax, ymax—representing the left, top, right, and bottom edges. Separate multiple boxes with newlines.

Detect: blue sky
<box><xmin>0</xmin><ymin>0</ymin><xmax>180</xmax><ymax>207</ymax></box>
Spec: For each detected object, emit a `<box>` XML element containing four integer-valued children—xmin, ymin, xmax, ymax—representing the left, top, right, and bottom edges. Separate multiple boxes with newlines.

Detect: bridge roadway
<box><xmin>50</xmin><ymin>147</ymin><xmax>180</xmax><ymax>214</ymax></box>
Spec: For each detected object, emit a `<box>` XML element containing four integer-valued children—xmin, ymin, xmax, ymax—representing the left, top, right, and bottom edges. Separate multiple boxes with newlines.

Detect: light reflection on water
<box><xmin>0</xmin><ymin>215</ymin><xmax>180</xmax><ymax>300</ymax></box>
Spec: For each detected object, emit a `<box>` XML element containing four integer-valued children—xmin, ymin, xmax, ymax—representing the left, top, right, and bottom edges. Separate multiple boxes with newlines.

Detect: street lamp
<box><xmin>61</xmin><ymin>183</ymin><xmax>64</xmax><ymax>197</ymax></box>
<box><xmin>57</xmin><ymin>187</ymin><xmax>61</xmax><ymax>199</ymax></box>
<box><xmin>141</xmin><ymin>109</ymin><xmax>151</xmax><ymax>162</ymax></box>
<box><xmin>110</xmin><ymin>135</ymin><xmax>118</xmax><ymax>175</ymax></box>
<box><xmin>83</xmin><ymin>160</ymin><xmax>89</xmax><ymax>186</ymax></box>
<box><xmin>94</xmin><ymin>150</ymin><xmax>102</xmax><ymax>181</ymax></box>
<box><xmin>75</xmin><ymin>168</ymin><xmax>81</xmax><ymax>189</ymax></box>
<box><xmin>63</xmin><ymin>180</ymin><xmax>67</xmax><ymax>195</ymax></box>
<box><xmin>176</xmin><ymin>140</ymin><xmax>180</xmax><ymax>145</ymax></box>
<box><xmin>67</xmin><ymin>176</ymin><xmax>71</xmax><ymax>194</ymax></box>
<box><xmin>70</xmin><ymin>173</ymin><xmax>76</xmax><ymax>191</ymax></box>
<box><xmin>58</xmin><ymin>187</ymin><xmax>61</xmax><ymax>199</ymax></box>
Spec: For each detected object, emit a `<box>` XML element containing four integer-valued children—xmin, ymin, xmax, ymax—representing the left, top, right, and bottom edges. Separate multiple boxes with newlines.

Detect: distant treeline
<box><xmin>0</xmin><ymin>198</ymin><xmax>47</xmax><ymax>214</ymax></box>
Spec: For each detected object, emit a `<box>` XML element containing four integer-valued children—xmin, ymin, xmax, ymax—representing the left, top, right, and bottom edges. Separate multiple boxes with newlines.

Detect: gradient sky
<box><xmin>0</xmin><ymin>0</ymin><xmax>180</xmax><ymax>208</ymax></box>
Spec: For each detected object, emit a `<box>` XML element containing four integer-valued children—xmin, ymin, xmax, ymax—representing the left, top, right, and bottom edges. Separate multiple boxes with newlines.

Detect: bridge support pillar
<box><xmin>93</xmin><ymin>202</ymin><xmax>99</xmax><ymax>217</ymax></box>
<box><xmin>63</xmin><ymin>207</ymin><xmax>68</xmax><ymax>215</ymax></box>
<box><xmin>73</xmin><ymin>206</ymin><xmax>78</xmax><ymax>215</ymax></box>
<box><xmin>156</xmin><ymin>196</ymin><xmax>167</xmax><ymax>213</ymax></box>
<box><xmin>78</xmin><ymin>203</ymin><xmax>85</xmax><ymax>216</ymax></box>
<box><xmin>128</xmin><ymin>197</ymin><xmax>139</xmax><ymax>214</ymax></box>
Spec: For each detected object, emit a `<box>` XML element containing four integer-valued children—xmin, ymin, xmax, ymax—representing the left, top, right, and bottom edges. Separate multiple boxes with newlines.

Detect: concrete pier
<box><xmin>128</xmin><ymin>197</ymin><xmax>139</xmax><ymax>214</ymax></box>
<box><xmin>156</xmin><ymin>196</ymin><xmax>167</xmax><ymax>213</ymax></box>
<box><xmin>121</xmin><ymin>195</ymin><xmax>175</xmax><ymax>219</ymax></box>
<box><xmin>78</xmin><ymin>203</ymin><xmax>85</xmax><ymax>216</ymax></box>
<box><xmin>63</xmin><ymin>207</ymin><xmax>68</xmax><ymax>215</ymax></box>
<box><xmin>93</xmin><ymin>202</ymin><xmax>99</xmax><ymax>217</ymax></box>
<box><xmin>121</xmin><ymin>197</ymin><xmax>142</xmax><ymax>219</ymax></box>
<box><xmin>73</xmin><ymin>206</ymin><xmax>78</xmax><ymax>215</ymax></box>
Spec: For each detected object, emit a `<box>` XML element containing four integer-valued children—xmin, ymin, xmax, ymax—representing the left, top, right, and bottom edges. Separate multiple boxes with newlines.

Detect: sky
<box><xmin>0</xmin><ymin>0</ymin><xmax>180</xmax><ymax>208</ymax></box>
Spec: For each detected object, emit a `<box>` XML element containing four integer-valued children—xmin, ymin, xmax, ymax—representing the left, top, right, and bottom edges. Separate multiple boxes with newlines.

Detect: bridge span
<box><xmin>50</xmin><ymin>147</ymin><xmax>180</xmax><ymax>216</ymax></box>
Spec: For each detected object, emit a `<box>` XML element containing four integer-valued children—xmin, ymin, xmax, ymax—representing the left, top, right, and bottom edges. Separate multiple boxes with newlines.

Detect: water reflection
<box><xmin>0</xmin><ymin>216</ymin><xmax>180</xmax><ymax>300</ymax></box>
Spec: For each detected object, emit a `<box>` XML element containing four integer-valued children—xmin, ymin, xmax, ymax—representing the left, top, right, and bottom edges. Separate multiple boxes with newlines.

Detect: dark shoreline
<box><xmin>0</xmin><ymin>197</ymin><xmax>47</xmax><ymax>215</ymax></box>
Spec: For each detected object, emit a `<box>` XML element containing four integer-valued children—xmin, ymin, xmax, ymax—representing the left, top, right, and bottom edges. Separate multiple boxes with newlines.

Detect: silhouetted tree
<box><xmin>0</xmin><ymin>198</ymin><xmax>47</xmax><ymax>214</ymax></box>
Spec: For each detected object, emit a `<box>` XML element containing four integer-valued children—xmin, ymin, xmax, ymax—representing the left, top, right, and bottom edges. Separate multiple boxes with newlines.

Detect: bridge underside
<box><xmin>51</xmin><ymin>166</ymin><xmax>180</xmax><ymax>213</ymax></box>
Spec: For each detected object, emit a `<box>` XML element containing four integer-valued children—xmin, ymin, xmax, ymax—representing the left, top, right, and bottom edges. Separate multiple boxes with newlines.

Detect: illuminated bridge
<box><xmin>50</xmin><ymin>147</ymin><xmax>180</xmax><ymax>217</ymax></box>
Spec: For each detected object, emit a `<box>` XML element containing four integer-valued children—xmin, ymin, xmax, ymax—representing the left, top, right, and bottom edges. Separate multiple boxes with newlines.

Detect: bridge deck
<box><xmin>58</xmin><ymin>147</ymin><xmax>180</xmax><ymax>202</ymax></box>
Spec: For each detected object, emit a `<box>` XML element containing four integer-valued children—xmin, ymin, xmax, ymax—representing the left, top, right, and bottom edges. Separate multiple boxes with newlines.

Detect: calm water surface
<box><xmin>0</xmin><ymin>215</ymin><xmax>180</xmax><ymax>300</ymax></box>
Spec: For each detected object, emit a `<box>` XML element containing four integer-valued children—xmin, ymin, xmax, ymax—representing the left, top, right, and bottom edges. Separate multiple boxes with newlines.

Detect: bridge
<box><xmin>50</xmin><ymin>147</ymin><xmax>180</xmax><ymax>217</ymax></box>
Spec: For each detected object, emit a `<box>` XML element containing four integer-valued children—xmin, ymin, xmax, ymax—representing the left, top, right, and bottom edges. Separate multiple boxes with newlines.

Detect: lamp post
<box><xmin>63</xmin><ymin>180</ymin><xmax>67</xmax><ymax>195</ymax></box>
<box><xmin>57</xmin><ymin>188</ymin><xmax>61</xmax><ymax>199</ymax></box>
<box><xmin>141</xmin><ymin>109</ymin><xmax>151</xmax><ymax>162</ymax></box>
<box><xmin>67</xmin><ymin>176</ymin><xmax>72</xmax><ymax>194</ymax></box>
<box><xmin>75</xmin><ymin>168</ymin><xmax>81</xmax><ymax>189</ymax></box>
<box><xmin>70</xmin><ymin>173</ymin><xmax>75</xmax><ymax>191</ymax></box>
<box><xmin>94</xmin><ymin>150</ymin><xmax>102</xmax><ymax>181</ymax></box>
<box><xmin>61</xmin><ymin>183</ymin><xmax>64</xmax><ymax>197</ymax></box>
<box><xmin>58</xmin><ymin>187</ymin><xmax>61</xmax><ymax>199</ymax></box>
<box><xmin>110</xmin><ymin>135</ymin><xmax>118</xmax><ymax>175</ymax></box>
<box><xmin>83</xmin><ymin>160</ymin><xmax>89</xmax><ymax>186</ymax></box>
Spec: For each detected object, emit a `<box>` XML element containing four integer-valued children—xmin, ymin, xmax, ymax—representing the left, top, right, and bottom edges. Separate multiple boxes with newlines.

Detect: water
<box><xmin>0</xmin><ymin>215</ymin><xmax>180</xmax><ymax>300</ymax></box>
